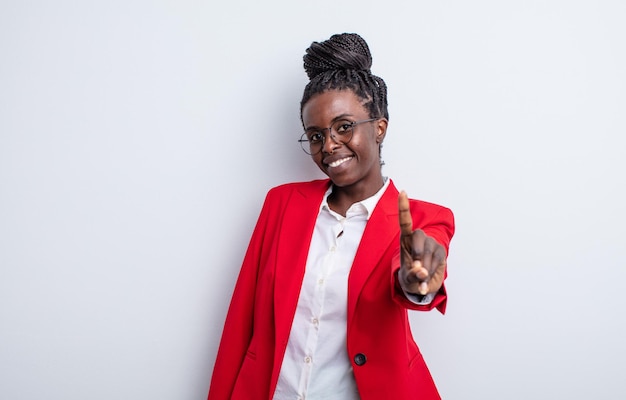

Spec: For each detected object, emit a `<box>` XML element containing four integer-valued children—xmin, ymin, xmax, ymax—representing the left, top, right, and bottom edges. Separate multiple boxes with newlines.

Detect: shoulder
<box><xmin>255</xmin><ymin>179</ymin><xmax>330</xmax><ymax>223</ymax></box>
<box><xmin>266</xmin><ymin>179</ymin><xmax>331</xmax><ymax>198</ymax></box>
<box><xmin>257</xmin><ymin>179</ymin><xmax>331</xmax><ymax>211</ymax></box>
<box><xmin>409</xmin><ymin>198</ymin><xmax>452</xmax><ymax>215</ymax></box>
<box><xmin>408</xmin><ymin>198</ymin><xmax>454</xmax><ymax>230</ymax></box>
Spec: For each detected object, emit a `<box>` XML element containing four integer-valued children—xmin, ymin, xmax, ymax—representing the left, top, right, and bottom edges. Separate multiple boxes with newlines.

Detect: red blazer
<box><xmin>208</xmin><ymin>179</ymin><xmax>455</xmax><ymax>400</ymax></box>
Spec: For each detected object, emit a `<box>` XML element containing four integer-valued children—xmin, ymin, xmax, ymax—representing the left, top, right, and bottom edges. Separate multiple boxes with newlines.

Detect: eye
<box><xmin>335</xmin><ymin>121</ymin><xmax>354</xmax><ymax>134</ymax></box>
<box><xmin>307</xmin><ymin>131</ymin><xmax>323</xmax><ymax>143</ymax></box>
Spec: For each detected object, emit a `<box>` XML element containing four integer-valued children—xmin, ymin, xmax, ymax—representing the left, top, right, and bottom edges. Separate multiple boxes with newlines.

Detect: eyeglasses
<box><xmin>298</xmin><ymin>118</ymin><xmax>379</xmax><ymax>155</ymax></box>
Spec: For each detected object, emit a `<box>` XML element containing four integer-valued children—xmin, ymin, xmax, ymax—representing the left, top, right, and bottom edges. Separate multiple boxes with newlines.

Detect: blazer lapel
<box><xmin>347</xmin><ymin>181</ymin><xmax>400</xmax><ymax>324</ymax></box>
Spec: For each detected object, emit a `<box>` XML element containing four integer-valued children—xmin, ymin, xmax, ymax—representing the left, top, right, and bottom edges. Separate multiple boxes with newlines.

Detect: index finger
<box><xmin>398</xmin><ymin>190</ymin><xmax>413</xmax><ymax>236</ymax></box>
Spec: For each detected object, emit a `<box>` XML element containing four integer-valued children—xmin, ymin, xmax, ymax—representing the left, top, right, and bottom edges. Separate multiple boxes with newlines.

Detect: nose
<box><xmin>321</xmin><ymin>129</ymin><xmax>340</xmax><ymax>154</ymax></box>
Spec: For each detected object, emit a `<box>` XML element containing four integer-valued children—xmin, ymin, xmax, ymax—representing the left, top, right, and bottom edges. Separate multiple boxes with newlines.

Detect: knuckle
<box><xmin>411</xmin><ymin>248</ymin><xmax>423</xmax><ymax>258</ymax></box>
<box><xmin>434</xmin><ymin>245</ymin><xmax>447</xmax><ymax>258</ymax></box>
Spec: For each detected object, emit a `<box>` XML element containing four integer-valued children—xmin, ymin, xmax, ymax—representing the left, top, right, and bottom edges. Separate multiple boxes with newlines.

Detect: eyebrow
<box><xmin>304</xmin><ymin>113</ymin><xmax>356</xmax><ymax>130</ymax></box>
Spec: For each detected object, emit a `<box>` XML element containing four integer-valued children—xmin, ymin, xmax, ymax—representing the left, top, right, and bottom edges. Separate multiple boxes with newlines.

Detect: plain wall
<box><xmin>1</xmin><ymin>1</ymin><xmax>625</xmax><ymax>399</ymax></box>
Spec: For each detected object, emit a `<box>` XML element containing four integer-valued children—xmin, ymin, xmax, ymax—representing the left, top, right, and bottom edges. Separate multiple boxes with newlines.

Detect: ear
<box><xmin>375</xmin><ymin>118</ymin><xmax>388</xmax><ymax>144</ymax></box>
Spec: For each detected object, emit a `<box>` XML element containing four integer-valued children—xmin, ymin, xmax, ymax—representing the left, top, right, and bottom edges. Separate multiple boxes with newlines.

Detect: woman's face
<box><xmin>301</xmin><ymin>89</ymin><xmax>387</xmax><ymax>191</ymax></box>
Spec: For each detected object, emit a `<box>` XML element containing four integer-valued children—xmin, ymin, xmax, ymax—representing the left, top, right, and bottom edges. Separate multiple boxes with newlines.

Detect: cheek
<box><xmin>354</xmin><ymin>135</ymin><xmax>378</xmax><ymax>155</ymax></box>
<box><xmin>311</xmin><ymin>153</ymin><xmax>324</xmax><ymax>165</ymax></box>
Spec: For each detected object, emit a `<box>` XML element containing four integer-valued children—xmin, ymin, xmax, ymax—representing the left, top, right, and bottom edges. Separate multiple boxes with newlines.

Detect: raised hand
<box><xmin>398</xmin><ymin>191</ymin><xmax>447</xmax><ymax>295</ymax></box>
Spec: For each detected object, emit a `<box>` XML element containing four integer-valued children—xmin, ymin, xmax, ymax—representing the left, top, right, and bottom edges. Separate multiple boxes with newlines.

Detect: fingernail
<box><xmin>413</xmin><ymin>260</ymin><xmax>422</xmax><ymax>269</ymax></box>
<box><xmin>419</xmin><ymin>282</ymin><xmax>428</xmax><ymax>295</ymax></box>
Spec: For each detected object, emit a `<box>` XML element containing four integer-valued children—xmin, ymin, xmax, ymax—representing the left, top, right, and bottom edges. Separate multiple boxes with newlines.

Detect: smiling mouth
<box><xmin>327</xmin><ymin>156</ymin><xmax>353</xmax><ymax>168</ymax></box>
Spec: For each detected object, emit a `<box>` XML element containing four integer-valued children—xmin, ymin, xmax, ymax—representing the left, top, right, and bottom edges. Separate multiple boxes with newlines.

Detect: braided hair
<box><xmin>301</xmin><ymin>33</ymin><xmax>389</xmax><ymax>121</ymax></box>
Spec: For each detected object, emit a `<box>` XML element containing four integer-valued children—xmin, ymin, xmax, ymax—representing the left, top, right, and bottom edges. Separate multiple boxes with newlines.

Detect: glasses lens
<box><xmin>299</xmin><ymin>133</ymin><xmax>318</xmax><ymax>155</ymax></box>
<box><xmin>332</xmin><ymin>120</ymin><xmax>354</xmax><ymax>143</ymax></box>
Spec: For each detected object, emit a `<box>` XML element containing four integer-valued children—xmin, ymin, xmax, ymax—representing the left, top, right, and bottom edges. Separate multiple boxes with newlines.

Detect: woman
<box><xmin>208</xmin><ymin>33</ymin><xmax>455</xmax><ymax>400</ymax></box>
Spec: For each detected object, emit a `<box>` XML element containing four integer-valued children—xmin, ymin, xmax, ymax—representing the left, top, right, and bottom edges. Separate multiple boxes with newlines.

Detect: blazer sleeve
<box><xmin>207</xmin><ymin>191</ymin><xmax>274</xmax><ymax>400</ymax></box>
<box><xmin>391</xmin><ymin>203</ymin><xmax>455</xmax><ymax>314</ymax></box>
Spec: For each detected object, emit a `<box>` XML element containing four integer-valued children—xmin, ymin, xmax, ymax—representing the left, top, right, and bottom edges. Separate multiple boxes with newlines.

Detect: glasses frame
<box><xmin>298</xmin><ymin>118</ymin><xmax>379</xmax><ymax>155</ymax></box>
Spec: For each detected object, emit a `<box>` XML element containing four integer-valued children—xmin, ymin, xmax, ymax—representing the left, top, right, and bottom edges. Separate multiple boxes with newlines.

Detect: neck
<box><xmin>327</xmin><ymin>175</ymin><xmax>385</xmax><ymax>216</ymax></box>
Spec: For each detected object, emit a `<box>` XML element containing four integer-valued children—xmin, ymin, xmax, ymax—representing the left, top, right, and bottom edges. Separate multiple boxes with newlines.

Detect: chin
<box><xmin>327</xmin><ymin>175</ymin><xmax>356</xmax><ymax>188</ymax></box>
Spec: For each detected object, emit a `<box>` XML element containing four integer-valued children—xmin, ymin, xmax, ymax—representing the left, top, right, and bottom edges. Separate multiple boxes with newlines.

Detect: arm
<box><xmin>207</xmin><ymin>192</ymin><xmax>273</xmax><ymax>400</ymax></box>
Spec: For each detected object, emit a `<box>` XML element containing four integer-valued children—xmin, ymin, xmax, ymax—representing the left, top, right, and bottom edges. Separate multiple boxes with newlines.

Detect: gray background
<box><xmin>1</xmin><ymin>1</ymin><xmax>625</xmax><ymax>399</ymax></box>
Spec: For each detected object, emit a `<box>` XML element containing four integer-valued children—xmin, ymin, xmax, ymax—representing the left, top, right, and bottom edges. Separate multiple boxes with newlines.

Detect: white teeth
<box><xmin>328</xmin><ymin>157</ymin><xmax>352</xmax><ymax>168</ymax></box>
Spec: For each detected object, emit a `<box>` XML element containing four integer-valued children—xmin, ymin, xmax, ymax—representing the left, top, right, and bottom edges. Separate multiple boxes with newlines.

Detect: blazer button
<box><xmin>354</xmin><ymin>353</ymin><xmax>367</xmax><ymax>366</ymax></box>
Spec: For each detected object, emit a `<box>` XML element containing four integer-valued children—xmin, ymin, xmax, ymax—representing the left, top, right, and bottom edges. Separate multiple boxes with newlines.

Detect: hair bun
<box><xmin>303</xmin><ymin>33</ymin><xmax>373</xmax><ymax>80</ymax></box>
